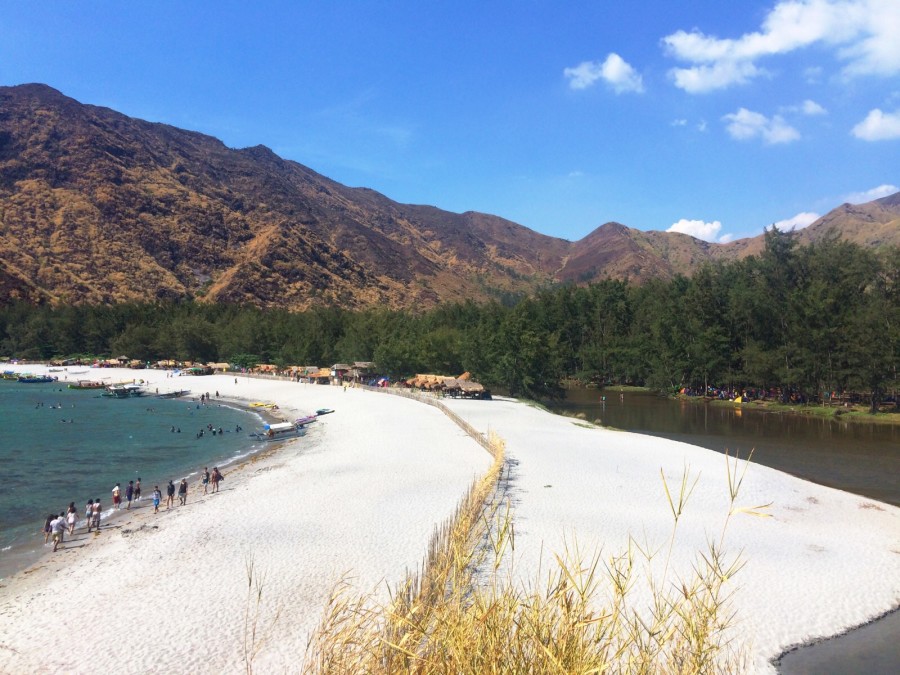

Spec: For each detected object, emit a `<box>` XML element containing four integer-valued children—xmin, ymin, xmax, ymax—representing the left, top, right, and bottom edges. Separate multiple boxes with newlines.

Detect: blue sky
<box><xmin>2</xmin><ymin>0</ymin><xmax>898</xmax><ymax>242</ymax></box>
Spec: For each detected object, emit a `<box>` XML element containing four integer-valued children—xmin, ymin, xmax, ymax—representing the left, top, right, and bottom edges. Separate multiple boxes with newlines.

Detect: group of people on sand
<box><xmin>42</xmin><ymin>467</ymin><xmax>225</xmax><ymax>551</ymax></box>
<box><xmin>111</xmin><ymin>479</ymin><xmax>141</xmax><ymax>510</ymax></box>
<box><xmin>43</xmin><ymin>497</ymin><xmax>106</xmax><ymax>552</ymax></box>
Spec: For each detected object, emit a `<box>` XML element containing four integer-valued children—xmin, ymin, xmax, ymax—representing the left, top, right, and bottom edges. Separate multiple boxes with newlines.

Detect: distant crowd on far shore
<box><xmin>42</xmin><ymin>467</ymin><xmax>225</xmax><ymax>552</ymax></box>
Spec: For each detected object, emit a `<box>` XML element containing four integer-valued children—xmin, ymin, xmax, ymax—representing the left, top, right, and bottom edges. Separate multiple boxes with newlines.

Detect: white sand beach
<box><xmin>0</xmin><ymin>365</ymin><xmax>898</xmax><ymax>674</ymax></box>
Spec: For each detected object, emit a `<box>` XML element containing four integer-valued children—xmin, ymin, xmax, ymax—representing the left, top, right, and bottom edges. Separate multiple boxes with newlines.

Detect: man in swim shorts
<box><xmin>50</xmin><ymin>513</ymin><xmax>66</xmax><ymax>551</ymax></box>
<box><xmin>91</xmin><ymin>499</ymin><xmax>101</xmax><ymax>530</ymax></box>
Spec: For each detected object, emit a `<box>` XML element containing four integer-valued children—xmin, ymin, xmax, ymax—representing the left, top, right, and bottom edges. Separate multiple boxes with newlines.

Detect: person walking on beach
<box><xmin>178</xmin><ymin>479</ymin><xmax>188</xmax><ymax>506</ymax></box>
<box><xmin>42</xmin><ymin>514</ymin><xmax>54</xmax><ymax>543</ymax></box>
<box><xmin>210</xmin><ymin>467</ymin><xmax>222</xmax><ymax>493</ymax></box>
<box><xmin>112</xmin><ymin>483</ymin><xmax>122</xmax><ymax>510</ymax></box>
<box><xmin>201</xmin><ymin>467</ymin><xmax>210</xmax><ymax>494</ymax></box>
<box><xmin>125</xmin><ymin>481</ymin><xmax>134</xmax><ymax>510</ymax></box>
<box><xmin>85</xmin><ymin>499</ymin><xmax>93</xmax><ymax>533</ymax></box>
<box><xmin>134</xmin><ymin>477</ymin><xmax>142</xmax><ymax>502</ymax></box>
<box><xmin>66</xmin><ymin>502</ymin><xmax>78</xmax><ymax>535</ymax></box>
<box><xmin>152</xmin><ymin>486</ymin><xmax>161</xmax><ymax>513</ymax></box>
<box><xmin>50</xmin><ymin>513</ymin><xmax>66</xmax><ymax>552</ymax></box>
<box><xmin>91</xmin><ymin>499</ymin><xmax>102</xmax><ymax>530</ymax></box>
<box><xmin>166</xmin><ymin>480</ymin><xmax>175</xmax><ymax>509</ymax></box>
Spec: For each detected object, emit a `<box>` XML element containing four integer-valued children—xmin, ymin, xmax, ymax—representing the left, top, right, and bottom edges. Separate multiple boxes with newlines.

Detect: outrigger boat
<box><xmin>102</xmin><ymin>383</ymin><xmax>146</xmax><ymax>398</ymax></box>
<box><xmin>68</xmin><ymin>380</ymin><xmax>105</xmax><ymax>390</ymax></box>
<box><xmin>249</xmin><ymin>421</ymin><xmax>307</xmax><ymax>442</ymax></box>
<box><xmin>156</xmin><ymin>389</ymin><xmax>191</xmax><ymax>399</ymax></box>
<box><xmin>18</xmin><ymin>374</ymin><xmax>57</xmax><ymax>383</ymax></box>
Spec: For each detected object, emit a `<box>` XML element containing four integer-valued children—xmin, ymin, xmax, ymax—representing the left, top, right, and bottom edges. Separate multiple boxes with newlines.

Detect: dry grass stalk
<box><xmin>302</xmin><ymin>438</ymin><xmax>760</xmax><ymax>674</ymax></box>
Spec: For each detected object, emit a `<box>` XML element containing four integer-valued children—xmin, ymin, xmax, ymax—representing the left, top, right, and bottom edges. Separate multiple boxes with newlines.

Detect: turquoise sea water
<box><xmin>0</xmin><ymin>377</ymin><xmax>262</xmax><ymax>577</ymax></box>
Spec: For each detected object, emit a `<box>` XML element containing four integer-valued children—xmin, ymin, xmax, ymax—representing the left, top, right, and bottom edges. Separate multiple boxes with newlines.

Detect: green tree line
<box><xmin>2</xmin><ymin>230</ymin><xmax>897</xmax><ymax>408</ymax></box>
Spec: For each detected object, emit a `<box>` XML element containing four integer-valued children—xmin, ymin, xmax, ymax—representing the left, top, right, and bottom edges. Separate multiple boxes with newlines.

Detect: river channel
<box><xmin>545</xmin><ymin>387</ymin><xmax>900</xmax><ymax>506</ymax></box>
<box><xmin>544</xmin><ymin>387</ymin><xmax>900</xmax><ymax>673</ymax></box>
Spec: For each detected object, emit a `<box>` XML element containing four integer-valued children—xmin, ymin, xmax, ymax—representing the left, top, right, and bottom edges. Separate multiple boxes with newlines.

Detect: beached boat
<box><xmin>68</xmin><ymin>380</ymin><xmax>105</xmax><ymax>390</ymax></box>
<box><xmin>294</xmin><ymin>408</ymin><xmax>336</xmax><ymax>428</ymax></box>
<box><xmin>18</xmin><ymin>375</ymin><xmax>57</xmax><ymax>383</ymax></box>
<box><xmin>156</xmin><ymin>389</ymin><xmax>191</xmax><ymax>399</ymax></box>
<box><xmin>249</xmin><ymin>421</ymin><xmax>308</xmax><ymax>442</ymax></box>
<box><xmin>102</xmin><ymin>383</ymin><xmax>146</xmax><ymax>398</ymax></box>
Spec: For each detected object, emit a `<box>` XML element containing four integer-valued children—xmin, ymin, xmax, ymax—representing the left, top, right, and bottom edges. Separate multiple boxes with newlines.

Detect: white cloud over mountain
<box><xmin>667</xmin><ymin>218</ymin><xmax>731</xmax><ymax>243</ymax></box>
<box><xmin>772</xmin><ymin>211</ymin><xmax>821</xmax><ymax>231</ymax></box>
<box><xmin>844</xmin><ymin>184</ymin><xmax>899</xmax><ymax>202</ymax></box>
<box><xmin>663</xmin><ymin>0</ymin><xmax>900</xmax><ymax>93</ymax></box>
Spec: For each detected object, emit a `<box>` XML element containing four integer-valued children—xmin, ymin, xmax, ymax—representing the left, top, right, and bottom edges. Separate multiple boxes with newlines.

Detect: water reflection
<box><xmin>545</xmin><ymin>388</ymin><xmax>900</xmax><ymax>506</ymax></box>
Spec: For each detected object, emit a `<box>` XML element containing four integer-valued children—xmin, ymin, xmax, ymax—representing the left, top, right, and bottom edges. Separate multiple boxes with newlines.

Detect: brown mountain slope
<box><xmin>0</xmin><ymin>84</ymin><xmax>568</xmax><ymax>309</ymax></box>
<box><xmin>796</xmin><ymin>192</ymin><xmax>900</xmax><ymax>248</ymax></box>
<box><xmin>0</xmin><ymin>83</ymin><xmax>897</xmax><ymax>309</ymax></box>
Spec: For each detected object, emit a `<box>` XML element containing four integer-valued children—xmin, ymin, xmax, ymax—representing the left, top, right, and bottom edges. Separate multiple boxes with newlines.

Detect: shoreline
<box><xmin>776</xmin><ymin>605</ymin><xmax>900</xmax><ymax>673</ymax></box>
<box><xmin>1</xmin><ymin>365</ymin><xmax>898</xmax><ymax>673</ymax></box>
<box><xmin>0</xmin><ymin>366</ymin><xmax>493</xmax><ymax>673</ymax></box>
<box><xmin>0</xmin><ymin>387</ymin><xmax>282</xmax><ymax>583</ymax></box>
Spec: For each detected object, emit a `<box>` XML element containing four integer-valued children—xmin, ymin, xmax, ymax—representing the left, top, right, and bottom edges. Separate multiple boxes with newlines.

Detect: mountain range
<box><xmin>1</xmin><ymin>83</ymin><xmax>898</xmax><ymax>310</ymax></box>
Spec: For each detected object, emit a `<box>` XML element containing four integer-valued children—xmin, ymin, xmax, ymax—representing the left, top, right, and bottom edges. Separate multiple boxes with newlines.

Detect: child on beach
<box><xmin>112</xmin><ymin>483</ymin><xmax>121</xmax><ymax>509</ymax></box>
<box><xmin>42</xmin><ymin>514</ymin><xmax>54</xmax><ymax>543</ymax></box>
<box><xmin>134</xmin><ymin>478</ymin><xmax>142</xmax><ymax>502</ymax></box>
<box><xmin>125</xmin><ymin>481</ymin><xmax>134</xmax><ymax>509</ymax></box>
<box><xmin>178</xmin><ymin>479</ymin><xmax>188</xmax><ymax>506</ymax></box>
<box><xmin>85</xmin><ymin>500</ymin><xmax>93</xmax><ymax>533</ymax></box>
<box><xmin>152</xmin><ymin>486</ymin><xmax>161</xmax><ymax>513</ymax></box>
<box><xmin>201</xmin><ymin>468</ymin><xmax>210</xmax><ymax>494</ymax></box>
<box><xmin>166</xmin><ymin>480</ymin><xmax>175</xmax><ymax>509</ymax></box>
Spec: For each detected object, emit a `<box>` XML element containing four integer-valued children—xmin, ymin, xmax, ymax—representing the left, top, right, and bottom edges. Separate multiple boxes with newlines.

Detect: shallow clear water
<box><xmin>0</xmin><ymin>378</ymin><xmax>262</xmax><ymax>576</ymax></box>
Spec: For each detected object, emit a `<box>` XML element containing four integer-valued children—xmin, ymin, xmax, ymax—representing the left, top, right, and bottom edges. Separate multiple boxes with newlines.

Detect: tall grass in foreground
<box><xmin>303</xmin><ymin>440</ymin><xmax>767</xmax><ymax>674</ymax></box>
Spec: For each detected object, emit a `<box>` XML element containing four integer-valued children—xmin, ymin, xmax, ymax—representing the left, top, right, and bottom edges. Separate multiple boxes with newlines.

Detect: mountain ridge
<box><xmin>1</xmin><ymin>83</ymin><xmax>898</xmax><ymax>309</ymax></box>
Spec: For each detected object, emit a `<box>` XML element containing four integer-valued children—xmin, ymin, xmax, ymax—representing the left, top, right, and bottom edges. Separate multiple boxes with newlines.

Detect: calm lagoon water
<box><xmin>0</xmin><ymin>378</ymin><xmax>262</xmax><ymax>578</ymax></box>
<box><xmin>545</xmin><ymin>387</ymin><xmax>900</xmax><ymax>506</ymax></box>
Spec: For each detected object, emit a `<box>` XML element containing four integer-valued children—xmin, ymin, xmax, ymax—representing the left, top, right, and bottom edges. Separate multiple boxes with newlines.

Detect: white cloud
<box><xmin>723</xmin><ymin>108</ymin><xmax>800</xmax><ymax>144</ymax></box>
<box><xmin>668</xmin><ymin>60</ymin><xmax>763</xmax><ymax>93</ymax></box>
<box><xmin>663</xmin><ymin>0</ymin><xmax>900</xmax><ymax>93</ymax></box>
<box><xmin>851</xmin><ymin>108</ymin><xmax>900</xmax><ymax>139</ymax></box>
<box><xmin>773</xmin><ymin>211</ymin><xmax>821</xmax><ymax>231</ymax></box>
<box><xmin>802</xmin><ymin>99</ymin><xmax>827</xmax><ymax>115</ymax></box>
<box><xmin>667</xmin><ymin>218</ymin><xmax>732</xmax><ymax>243</ymax></box>
<box><xmin>564</xmin><ymin>53</ymin><xmax>644</xmax><ymax>93</ymax></box>
<box><xmin>671</xmin><ymin>118</ymin><xmax>688</xmax><ymax>127</ymax></box>
<box><xmin>844</xmin><ymin>184</ymin><xmax>900</xmax><ymax>202</ymax></box>
<box><xmin>804</xmin><ymin>65</ymin><xmax>824</xmax><ymax>83</ymax></box>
